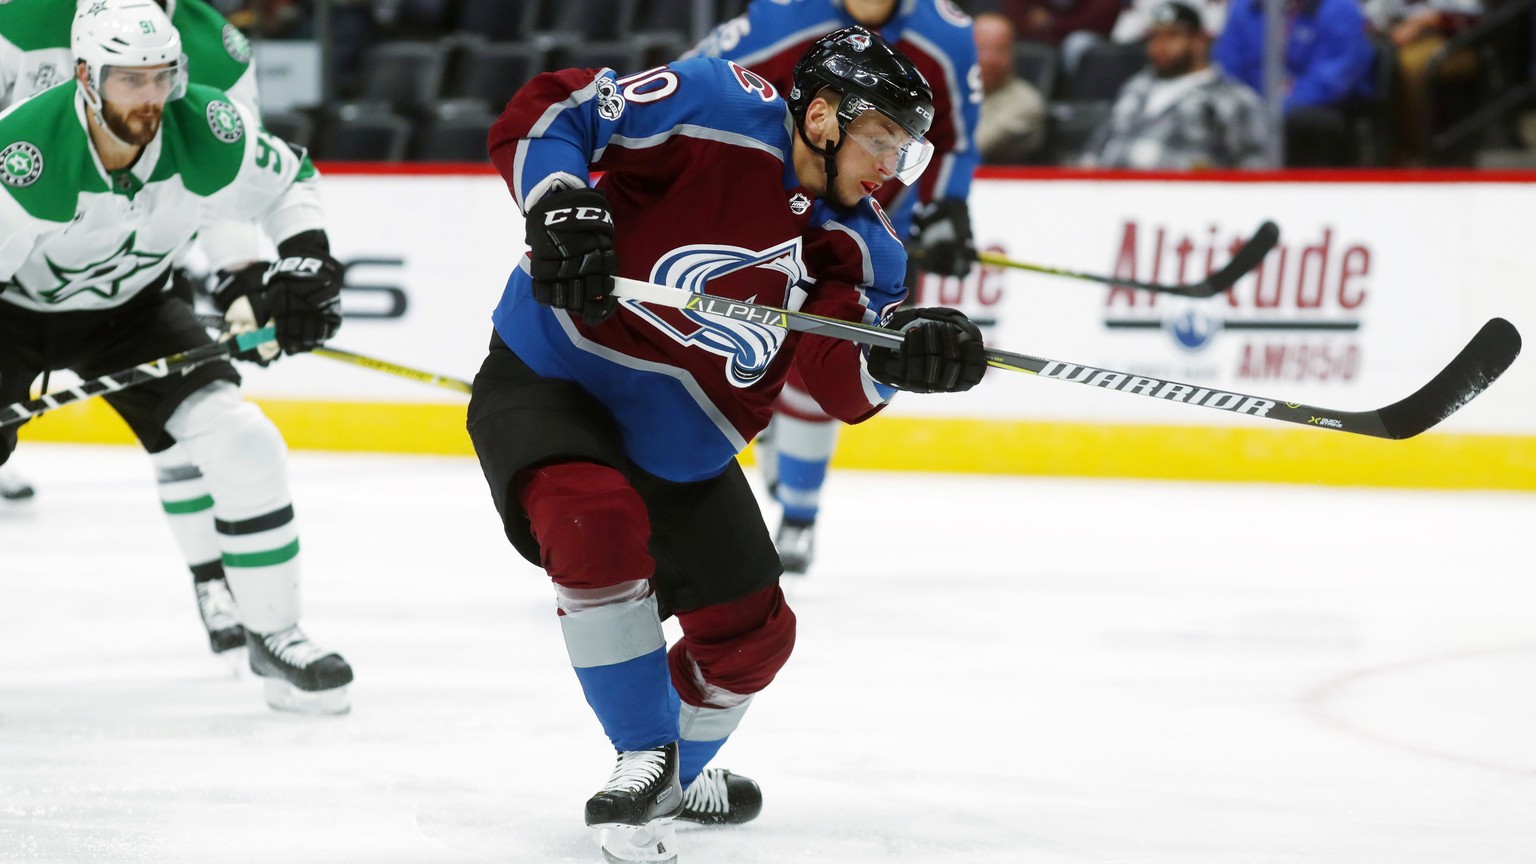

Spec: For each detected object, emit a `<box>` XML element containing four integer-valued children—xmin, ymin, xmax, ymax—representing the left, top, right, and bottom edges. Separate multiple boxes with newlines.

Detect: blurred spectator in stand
<box><xmin>975</xmin><ymin>12</ymin><xmax>1047</xmax><ymax>162</ymax></box>
<box><xmin>1084</xmin><ymin>2</ymin><xmax>1273</xmax><ymax>168</ymax></box>
<box><xmin>1214</xmin><ymin>0</ymin><xmax>1376</xmax><ymax>166</ymax></box>
<box><xmin>999</xmin><ymin>0</ymin><xmax>1124</xmax><ymax>72</ymax></box>
<box><xmin>1366</xmin><ymin>0</ymin><xmax>1484</xmax><ymax>163</ymax></box>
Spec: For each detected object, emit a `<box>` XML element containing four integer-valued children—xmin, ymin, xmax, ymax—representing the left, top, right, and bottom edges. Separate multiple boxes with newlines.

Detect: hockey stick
<box><xmin>612</xmin><ymin>277</ymin><xmax>1521</xmax><ymax>440</ymax></box>
<box><xmin>310</xmin><ymin>347</ymin><xmax>472</xmax><ymax>394</ymax></box>
<box><xmin>0</xmin><ymin>327</ymin><xmax>276</xmax><ymax>429</ymax></box>
<box><xmin>195</xmin><ymin>313</ymin><xmax>472</xmax><ymax>394</ymax></box>
<box><xmin>956</xmin><ymin>220</ymin><xmax>1280</xmax><ymax>299</ymax></box>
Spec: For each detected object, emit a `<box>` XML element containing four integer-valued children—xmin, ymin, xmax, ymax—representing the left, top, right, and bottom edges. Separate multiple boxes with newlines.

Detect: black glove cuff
<box><xmin>276</xmin><ymin>229</ymin><xmax>331</xmax><ymax>260</ymax></box>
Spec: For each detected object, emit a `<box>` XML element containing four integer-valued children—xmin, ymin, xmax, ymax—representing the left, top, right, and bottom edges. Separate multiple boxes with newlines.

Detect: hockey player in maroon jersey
<box><xmin>688</xmin><ymin>0</ymin><xmax>983</xmax><ymax>574</ymax></box>
<box><xmin>467</xmin><ymin>26</ymin><xmax>986</xmax><ymax>863</ymax></box>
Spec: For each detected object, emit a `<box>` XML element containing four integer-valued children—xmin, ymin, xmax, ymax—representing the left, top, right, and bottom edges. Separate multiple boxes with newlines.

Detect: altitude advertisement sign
<box><xmin>900</xmin><ymin>177</ymin><xmax>1533</xmax><ymax>436</ymax></box>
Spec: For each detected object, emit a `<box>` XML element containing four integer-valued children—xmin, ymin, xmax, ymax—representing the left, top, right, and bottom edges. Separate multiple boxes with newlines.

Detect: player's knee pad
<box><xmin>163</xmin><ymin>382</ymin><xmax>289</xmax><ymax>512</ymax></box>
<box><xmin>670</xmin><ymin>584</ymin><xmax>796</xmax><ymax>704</ymax></box>
<box><xmin>518</xmin><ymin>462</ymin><xmax>652</xmax><ymax>591</ymax></box>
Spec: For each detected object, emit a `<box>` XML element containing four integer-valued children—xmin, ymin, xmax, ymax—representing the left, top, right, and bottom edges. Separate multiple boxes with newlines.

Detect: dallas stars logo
<box><xmin>0</xmin><ymin>142</ymin><xmax>42</xmax><ymax>188</ymax></box>
<box><xmin>206</xmin><ymin>99</ymin><xmax>244</xmax><ymax>143</ymax></box>
<box><xmin>40</xmin><ymin>233</ymin><xmax>169</xmax><ymax>304</ymax></box>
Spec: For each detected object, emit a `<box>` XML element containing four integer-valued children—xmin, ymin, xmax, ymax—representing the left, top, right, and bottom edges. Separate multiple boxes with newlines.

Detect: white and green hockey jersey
<box><xmin>0</xmin><ymin>83</ymin><xmax>323</xmax><ymax>315</ymax></box>
<box><xmin>0</xmin><ymin>0</ymin><xmax>258</xmax><ymax>114</ymax></box>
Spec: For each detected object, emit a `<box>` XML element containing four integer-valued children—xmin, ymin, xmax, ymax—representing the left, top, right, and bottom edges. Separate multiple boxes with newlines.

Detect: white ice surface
<box><xmin>2</xmin><ymin>444</ymin><xmax>1534</xmax><ymax>863</ymax></box>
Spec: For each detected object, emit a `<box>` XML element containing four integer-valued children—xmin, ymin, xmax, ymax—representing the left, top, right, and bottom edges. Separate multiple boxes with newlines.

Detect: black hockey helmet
<box><xmin>788</xmin><ymin>26</ymin><xmax>935</xmax><ymax>144</ymax></box>
<box><xmin>788</xmin><ymin>26</ymin><xmax>936</xmax><ymax>187</ymax></box>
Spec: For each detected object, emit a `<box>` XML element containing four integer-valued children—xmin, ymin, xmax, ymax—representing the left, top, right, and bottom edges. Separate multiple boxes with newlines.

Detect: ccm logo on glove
<box><xmin>542</xmin><ymin>207</ymin><xmax>614</xmax><ymax>227</ymax></box>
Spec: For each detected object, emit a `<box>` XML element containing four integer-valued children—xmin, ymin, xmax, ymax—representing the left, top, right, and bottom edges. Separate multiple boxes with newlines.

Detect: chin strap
<box><xmin>77</xmin><ymin>82</ymin><xmax>135</xmax><ymax>150</ymax></box>
<box><xmin>795</xmin><ymin>115</ymin><xmax>846</xmax><ymax>195</ymax></box>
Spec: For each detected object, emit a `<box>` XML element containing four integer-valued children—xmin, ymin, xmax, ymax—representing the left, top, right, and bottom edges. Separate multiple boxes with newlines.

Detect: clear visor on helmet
<box><xmin>99</xmin><ymin>58</ymin><xmax>188</xmax><ymax>103</ymax></box>
<box><xmin>842</xmin><ymin>108</ymin><xmax>935</xmax><ymax>186</ymax></box>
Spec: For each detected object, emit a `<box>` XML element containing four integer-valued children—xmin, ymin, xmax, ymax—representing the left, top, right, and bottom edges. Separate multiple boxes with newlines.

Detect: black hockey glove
<box><xmin>868</xmin><ymin>307</ymin><xmax>988</xmax><ymax>394</ymax></box>
<box><xmin>910</xmin><ymin>198</ymin><xmax>976</xmax><ymax>279</ymax></box>
<box><xmin>525</xmin><ymin>186</ymin><xmax>620</xmax><ymax>326</ymax></box>
<box><xmin>264</xmin><ymin>231</ymin><xmax>344</xmax><ymax>355</ymax></box>
<box><xmin>212</xmin><ymin>261</ymin><xmax>280</xmax><ymax>365</ymax></box>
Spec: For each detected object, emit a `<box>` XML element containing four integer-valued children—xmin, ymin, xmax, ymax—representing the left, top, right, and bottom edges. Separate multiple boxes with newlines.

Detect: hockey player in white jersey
<box><xmin>0</xmin><ymin>0</ymin><xmax>352</xmax><ymax>713</ymax></box>
<box><xmin>0</xmin><ymin>0</ymin><xmax>280</xmax><ymax>659</ymax></box>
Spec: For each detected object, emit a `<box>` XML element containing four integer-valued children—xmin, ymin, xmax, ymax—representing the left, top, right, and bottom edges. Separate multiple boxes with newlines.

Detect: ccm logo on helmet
<box><xmin>542</xmin><ymin>207</ymin><xmax>614</xmax><ymax>226</ymax></box>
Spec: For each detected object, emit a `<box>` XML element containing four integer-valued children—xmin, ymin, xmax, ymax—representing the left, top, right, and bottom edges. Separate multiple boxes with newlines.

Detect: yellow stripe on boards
<box><xmin>18</xmin><ymin>399</ymin><xmax>1536</xmax><ymax>491</ymax></box>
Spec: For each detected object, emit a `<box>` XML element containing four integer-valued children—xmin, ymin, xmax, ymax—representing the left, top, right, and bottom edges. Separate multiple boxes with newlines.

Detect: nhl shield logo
<box><xmin>788</xmin><ymin>192</ymin><xmax>811</xmax><ymax>215</ymax></box>
<box><xmin>206</xmin><ymin>100</ymin><xmax>245</xmax><ymax>143</ymax></box>
<box><xmin>0</xmin><ymin>142</ymin><xmax>42</xmax><ymax>188</ymax></box>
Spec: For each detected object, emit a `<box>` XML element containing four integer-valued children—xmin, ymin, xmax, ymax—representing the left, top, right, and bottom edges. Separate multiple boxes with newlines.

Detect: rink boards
<box><xmin>21</xmin><ymin>166</ymin><xmax>1536</xmax><ymax>491</ymax></box>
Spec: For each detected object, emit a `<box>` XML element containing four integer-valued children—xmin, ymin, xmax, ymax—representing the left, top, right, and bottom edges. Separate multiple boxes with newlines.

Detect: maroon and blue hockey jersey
<box><xmin>489</xmin><ymin>57</ymin><xmax>908</xmax><ymax>483</ymax></box>
<box><xmin>686</xmin><ymin>0</ymin><xmax>981</xmax><ymax>237</ymax></box>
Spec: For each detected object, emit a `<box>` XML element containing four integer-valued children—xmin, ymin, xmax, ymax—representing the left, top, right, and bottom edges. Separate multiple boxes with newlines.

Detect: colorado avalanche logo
<box><xmin>1164</xmin><ymin>307</ymin><xmax>1222</xmax><ymax>352</ymax></box>
<box><xmin>842</xmin><ymin>33</ymin><xmax>871</xmax><ymax>51</ymax></box>
<box><xmin>630</xmin><ymin>240</ymin><xmax>807</xmax><ymax>388</ymax></box>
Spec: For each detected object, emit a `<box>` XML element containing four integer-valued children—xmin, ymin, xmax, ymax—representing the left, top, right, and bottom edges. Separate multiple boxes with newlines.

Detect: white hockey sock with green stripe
<box><xmin>164</xmin><ymin>382</ymin><xmax>300</xmax><ymax>634</ymax></box>
<box><xmin>150</xmin><ymin>444</ymin><xmax>222</xmax><ymax>580</ymax></box>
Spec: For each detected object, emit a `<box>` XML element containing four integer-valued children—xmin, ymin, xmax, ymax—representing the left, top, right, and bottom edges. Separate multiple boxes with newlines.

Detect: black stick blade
<box><xmin>1375</xmin><ymin>317</ymin><xmax>1522</xmax><ymax>439</ymax></box>
<box><xmin>1189</xmin><ymin>220</ymin><xmax>1281</xmax><ymax>297</ymax></box>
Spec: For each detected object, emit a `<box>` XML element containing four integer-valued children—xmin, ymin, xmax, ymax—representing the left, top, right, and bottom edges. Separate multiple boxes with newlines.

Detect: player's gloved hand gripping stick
<box><xmin>610</xmin><ymin>277</ymin><xmax>1521</xmax><ymax>440</ymax></box>
<box><xmin>0</xmin><ymin>328</ymin><xmax>278</xmax><ymax>429</ymax></box>
<box><xmin>214</xmin><ymin>231</ymin><xmax>344</xmax><ymax>361</ymax></box>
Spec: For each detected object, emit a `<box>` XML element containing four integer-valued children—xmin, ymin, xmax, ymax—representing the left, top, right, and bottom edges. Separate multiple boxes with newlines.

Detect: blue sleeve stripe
<box><xmin>596</xmin><ymin>122</ymin><xmax>787</xmax><ymax>164</ymax></box>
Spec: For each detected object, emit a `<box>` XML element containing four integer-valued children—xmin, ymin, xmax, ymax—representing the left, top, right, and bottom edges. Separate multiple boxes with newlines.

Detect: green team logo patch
<box><xmin>1</xmin><ymin>142</ymin><xmax>42</xmax><ymax>188</ymax></box>
<box><xmin>207</xmin><ymin>100</ymin><xmax>245</xmax><ymax>143</ymax></box>
<box><xmin>222</xmin><ymin>24</ymin><xmax>252</xmax><ymax>64</ymax></box>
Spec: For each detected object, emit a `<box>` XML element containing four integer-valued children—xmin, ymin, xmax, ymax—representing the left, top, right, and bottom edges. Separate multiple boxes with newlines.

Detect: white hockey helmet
<box><xmin>73</xmin><ymin>0</ymin><xmax>188</xmax><ymax>107</ymax></box>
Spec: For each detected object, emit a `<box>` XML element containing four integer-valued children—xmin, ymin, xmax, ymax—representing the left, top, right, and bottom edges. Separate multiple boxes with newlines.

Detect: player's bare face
<box><xmin>100</xmin><ymin>65</ymin><xmax>175</xmax><ymax>145</ymax></box>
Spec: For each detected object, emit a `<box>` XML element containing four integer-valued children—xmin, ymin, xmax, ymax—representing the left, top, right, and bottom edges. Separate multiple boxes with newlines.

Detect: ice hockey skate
<box><xmin>776</xmin><ymin>517</ymin><xmax>816</xmax><ymax>575</ymax></box>
<box><xmin>0</xmin><ymin>465</ymin><xmax>35</xmax><ymax>502</ymax></box>
<box><xmin>246</xmin><ymin>625</ymin><xmax>352</xmax><ymax>715</ymax></box>
<box><xmin>678</xmin><ymin>768</ymin><xmax>762</xmax><ymax>826</ymax></box>
<box><xmin>587</xmin><ymin>742</ymin><xmax>683</xmax><ymax>863</ymax></box>
<box><xmin>193</xmin><ymin>578</ymin><xmax>246</xmax><ymax>672</ymax></box>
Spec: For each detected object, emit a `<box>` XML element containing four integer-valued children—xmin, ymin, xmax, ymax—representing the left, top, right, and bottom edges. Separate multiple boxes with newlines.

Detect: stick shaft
<box><xmin>611</xmin><ymin>278</ymin><xmax>1518</xmax><ymax>440</ymax></box>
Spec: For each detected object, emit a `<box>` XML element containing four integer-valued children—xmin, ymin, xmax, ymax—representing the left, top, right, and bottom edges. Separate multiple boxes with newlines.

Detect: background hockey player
<box><xmin>468</xmin><ymin>26</ymin><xmax>986</xmax><ymax>863</ymax></box>
<box><xmin>0</xmin><ymin>0</ymin><xmax>351</xmax><ymax>713</ymax></box>
<box><xmin>0</xmin><ymin>0</ymin><xmax>283</xmax><ymax>659</ymax></box>
<box><xmin>687</xmin><ymin>0</ymin><xmax>982</xmax><ymax>574</ymax></box>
